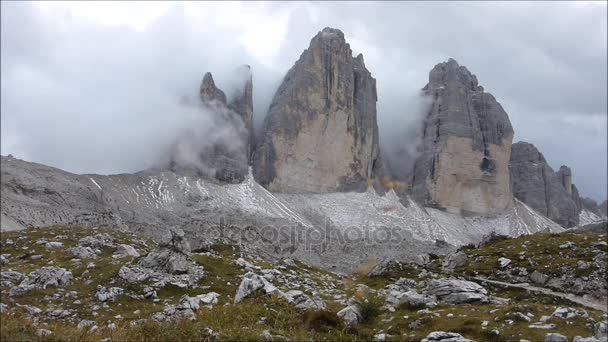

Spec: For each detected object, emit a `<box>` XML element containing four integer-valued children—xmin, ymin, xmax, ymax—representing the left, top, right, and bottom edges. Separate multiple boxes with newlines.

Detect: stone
<box><xmin>442</xmin><ymin>251</ymin><xmax>467</xmax><ymax>271</ymax></box>
<box><xmin>113</xmin><ymin>244</ymin><xmax>140</xmax><ymax>258</ymax></box>
<box><xmin>69</xmin><ymin>245</ymin><xmax>98</xmax><ymax>259</ymax></box>
<box><xmin>426</xmin><ymin>279</ymin><xmax>488</xmax><ymax>304</ymax></box>
<box><xmin>559</xmin><ymin>242</ymin><xmax>575</xmax><ymax>249</ymax></box>
<box><xmin>151</xmin><ymin>306</ymin><xmax>196</xmax><ymax>322</ymax></box>
<box><xmin>96</xmin><ymin>286</ymin><xmax>124</xmax><ymax>302</ymax></box>
<box><xmin>498</xmin><ymin>257</ymin><xmax>512</xmax><ymax>268</ymax></box>
<box><xmin>281</xmin><ymin>290</ymin><xmax>327</xmax><ymax>311</ymax></box>
<box><xmin>1</xmin><ymin>270</ymin><xmax>25</xmax><ymax>287</ymax></box>
<box><xmin>179</xmin><ymin>292</ymin><xmax>220</xmax><ymax>311</ymax></box>
<box><xmin>510</xmin><ymin>142</ymin><xmax>579</xmax><ymax>227</ymax></box>
<box><xmin>77</xmin><ymin>320</ymin><xmax>96</xmax><ymax>330</ymax></box>
<box><xmin>45</xmin><ymin>241</ymin><xmax>64</xmax><ymax>249</ymax></box>
<box><xmin>595</xmin><ymin>322</ymin><xmax>607</xmax><ymax>339</ymax></box>
<box><xmin>530</xmin><ymin>271</ymin><xmax>549</xmax><ymax>285</ymax></box>
<box><xmin>78</xmin><ymin>234</ymin><xmax>114</xmax><ymax>249</ymax></box>
<box><xmin>411</xmin><ymin>58</ymin><xmax>514</xmax><ymax>215</ymax></box>
<box><xmin>337</xmin><ymin>305</ymin><xmax>362</xmax><ymax>325</ymax></box>
<box><xmin>36</xmin><ymin>329</ymin><xmax>53</xmax><ymax>337</ymax></box>
<box><xmin>573</xmin><ymin>337</ymin><xmax>603</xmax><ymax>342</ymax></box>
<box><xmin>421</xmin><ymin>331</ymin><xmax>473</xmax><ymax>342</ymax></box>
<box><xmin>545</xmin><ymin>333</ymin><xmax>568</xmax><ymax>342</ymax></box>
<box><xmin>529</xmin><ymin>323</ymin><xmax>557</xmax><ymax>329</ymax></box>
<box><xmin>234</xmin><ymin>272</ymin><xmax>281</xmax><ymax>303</ymax></box>
<box><xmin>10</xmin><ymin>267</ymin><xmax>72</xmax><ymax>296</ymax></box>
<box><xmin>253</xmin><ymin>27</ymin><xmax>383</xmax><ymax>193</ymax></box>
<box><xmin>0</xmin><ymin>303</ymin><xmax>8</xmax><ymax>314</ymax></box>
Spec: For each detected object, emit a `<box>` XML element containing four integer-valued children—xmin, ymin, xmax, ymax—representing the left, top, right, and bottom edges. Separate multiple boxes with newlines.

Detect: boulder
<box><xmin>545</xmin><ymin>333</ymin><xmax>568</xmax><ymax>342</ymax></box>
<box><xmin>10</xmin><ymin>267</ymin><xmax>72</xmax><ymax>296</ymax></box>
<box><xmin>113</xmin><ymin>244</ymin><xmax>140</xmax><ymax>258</ymax></box>
<box><xmin>498</xmin><ymin>257</ymin><xmax>511</xmax><ymax>268</ymax></box>
<box><xmin>282</xmin><ymin>290</ymin><xmax>327</xmax><ymax>311</ymax></box>
<box><xmin>69</xmin><ymin>245</ymin><xmax>98</xmax><ymax>259</ymax></box>
<box><xmin>1</xmin><ymin>270</ymin><xmax>24</xmax><ymax>287</ymax></box>
<box><xmin>96</xmin><ymin>286</ymin><xmax>124</xmax><ymax>302</ymax></box>
<box><xmin>179</xmin><ymin>292</ymin><xmax>220</xmax><ymax>310</ymax></box>
<box><xmin>337</xmin><ymin>305</ymin><xmax>362</xmax><ymax>325</ymax></box>
<box><xmin>421</xmin><ymin>331</ymin><xmax>473</xmax><ymax>342</ymax></box>
<box><xmin>530</xmin><ymin>271</ymin><xmax>549</xmax><ymax>285</ymax></box>
<box><xmin>253</xmin><ymin>27</ymin><xmax>383</xmax><ymax>193</ymax></box>
<box><xmin>411</xmin><ymin>58</ymin><xmax>514</xmax><ymax>215</ymax></box>
<box><xmin>442</xmin><ymin>251</ymin><xmax>467</xmax><ymax>271</ymax></box>
<box><xmin>234</xmin><ymin>272</ymin><xmax>281</xmax><ymax>303</ymax></box>
<box><xmin>78</xmin><ymin>234</ymin><xmax>114</xmax><ymax>249</ymax></box>
<box><xmin>425</xmin><ymin>279</ymin><xmax>488</xmax><ymax>304</ymax></box>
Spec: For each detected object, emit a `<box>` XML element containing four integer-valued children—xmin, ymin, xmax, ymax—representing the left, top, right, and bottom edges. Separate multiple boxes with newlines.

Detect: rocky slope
<box><xmin>253</xmin><ymin>27</ymin><xmax>383</xmax><ymax>193</ymax></box>
<box><xmin>411</xmin><ymin>59</ymin><xmax>514</xmax><ymax>216</ymax></box>
<box><xmin>1</xmin><ymin>155</ymin><xmax>564</xmax><ymax>273</ymax></box>
<box><xmin>1</xmin><ymin>226</ymin><xmax>606</xmax><ymax>341</ymax></box>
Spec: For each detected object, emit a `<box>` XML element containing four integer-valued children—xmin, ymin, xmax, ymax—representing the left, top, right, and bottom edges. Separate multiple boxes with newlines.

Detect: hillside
<box><xmin>1</xmin><ymin>226</ymin><xmax>606</xmax><ymax>341</ymax></box>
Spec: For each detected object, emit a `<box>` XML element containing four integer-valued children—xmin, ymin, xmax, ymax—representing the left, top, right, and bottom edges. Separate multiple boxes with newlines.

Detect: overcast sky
<box><xmin>1</xmin><ymin>1</ymin><xmax>606</xmax><ymax>201</ymax></box>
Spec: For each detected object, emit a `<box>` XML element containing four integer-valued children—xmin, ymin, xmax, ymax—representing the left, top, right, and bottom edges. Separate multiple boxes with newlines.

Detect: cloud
<box><xmin>1</xmin><ymin>2</ymin><xmax>606</xmax><ymax>201</ymax></box>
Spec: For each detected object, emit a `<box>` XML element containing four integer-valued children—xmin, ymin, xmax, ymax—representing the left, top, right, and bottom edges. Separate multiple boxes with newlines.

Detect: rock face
<box><xmin>411</xmin><ymin>58</ymin><xmax>514</xmax><ymax>215</ymax></box>
<box><xmin>169</xmin><ymin>69</ymin><xmax>253</xmax><ymax>183</ymax></box>
<box><xmin>253</xmin><ymin>27</ymin><xmax>383</xmax><ymax>193</ymax></box>
<box><xmin>510</xmin><ymin>142</ymin><xmax>579</xmax><ymax>227</ymax></box>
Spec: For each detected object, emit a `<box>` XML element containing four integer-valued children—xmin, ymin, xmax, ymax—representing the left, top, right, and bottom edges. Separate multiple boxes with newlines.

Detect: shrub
<box><xmin>302</xmin><ymin>310</ymin><xmax>341</xmax><ymax>332</ymax></box>
<box><xmin>355</xmin><ymin>295</ymin><xmax>383</xmax><ymax>324</ymax></box>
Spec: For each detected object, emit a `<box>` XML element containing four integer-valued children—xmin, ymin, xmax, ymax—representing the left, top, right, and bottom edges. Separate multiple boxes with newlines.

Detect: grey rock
<box><xmin>337</xmin><ymin>305</ymin><xmax>362</xmax><ymax>325</ymax></box>
<box><xmin>179</xmin><ymin>292</ymin><xmax>220</xmax><ymax>311</ymax></box>
<box><xmin>442</xmin><ymin>251</ymin><xmax>467</xmax><ymax>271</ymax></box>
<box><xmin>1</xmin><ymin>270</ymin><xmax>25</xmax><ymax>287</ymax></box>
<box><xmin>79</xmin><ymin>234</ymin><xmax>114</xmax><ymax>249</ymax></box>
<box><xmin>151</xmin><ymin>306</ymin><xmax>196</xmax><ymax>322</ymax></box>
<box><xmin>498</xmin><ymin>257</ymin><xmax>511</xmax><ymax>268</ymax></box>
<box><xmin>36</xmin><ymin>329</ymin><xmax>53</xmax><ymax>337</ymax></box>
<box><xmin>596</xmin><ymin>322</ymin><xmax>607</xmax><ymax>339</ymax></box>
<box><xmin>510</xmin><ymin>142</ymin><xmax>579</xmax><ymax>227</ymax></box>
<box><xmin>0</xmin><ymin>303</ymin><xmax>8</xmax><ymax>314</ymax></box>
<box><xmin>96</xmin><ymin>286</ymin><xmax>124</xmax><ymax>302</ymax></box>
<box><xmin>545</xmin><ymin>333</ymin><xmax>568</xmax><ymax>342</ymax></box>
<box><xmin>69</xmin><ymin>245</ymin><xmax>98</xmax><ymax>259</ymax></box>
<box><xmin>573</xmin><ymin>337</ymin><xmax>604</xmax><ymax>342</ymax></box>
<box><xmin>282</xmin><ymin>290</ymin><xmax>327</xmax><ymax>311</ymax></box>
<box><xmin>426</xmin><ymin>279</ymin><xmax>488</xmax><ymax>304</ymax></box>
<box><xmin>10</xmin><ymin>267</ymin><xmax>72</xmax><ymax>296</ymax></box>
<box><xmin>45</xmin><ymin>241</ymin><xmax>64</xmax><ymax>249</ymax></box>
<box><xmin>77</xmin><ymin>319</ymin><xmax>96</xmax><ymax>330</ymax></box>
<box><xmin>411</xmin><ymin>58</ymin><xmax>514</xmax><ymax>215</ymax></box>
<box><xmin>253</xmin><ymin>27</ymin><xmax>383</xmax><ymax>193</ymax></box>
<box><xmin>113</xmin><ymin>244</ymin><xmax>139</xmax><ymax>258</ymax></box>
<box><xmin>530</xmin><ymin>271</ymin><xmax>549</xmax><ymax>285</ymax></box>
<box><xmin>421</xmin><ymin>331</ymin><xmax>473</xmax><ymax>342</ymax></box>
<box><xmin>234</xmin><ymin>272</ymin><xmax>281</xmax><ymax>303</ymax></box>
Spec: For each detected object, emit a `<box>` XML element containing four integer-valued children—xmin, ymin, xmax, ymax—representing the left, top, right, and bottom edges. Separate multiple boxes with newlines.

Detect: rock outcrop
<box><xmin>411</xmin><ymin>58</ymin><xmax>514</xmax><ymax>215</ymax></box>
<box><xmin>169</xmin><ymin>68</ymin><xmax>253</xmax><ymax>183</ymax></box>
<box><xmin>510</xmin><ymin>142</ymin><xmax>579</xmax><ymax>227</ymax></box>
<box><xmin>253</xmin><ymin>27</ymin><xmax>383</xmax><ymax>193</ymax></box>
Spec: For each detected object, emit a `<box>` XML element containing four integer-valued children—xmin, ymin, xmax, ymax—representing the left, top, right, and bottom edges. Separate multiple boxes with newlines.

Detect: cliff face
<box><xmin>410</xmin><ymin>59</ymin><xmax>514</xmax><ymax>215</ymax></box>
<box><xmin>510</xmin><ymin>142</ymin><xmax>579</xmax><ymax>227</ymax></box>
<box><xmin>169</xmin><ymin>69</ymin><xmax>253</xmax><ymax>183</ymax></box>
<box><xmin>253</xmin><ymin>28</ymin><xmax>383</xmax><ymax>193</ymax></box>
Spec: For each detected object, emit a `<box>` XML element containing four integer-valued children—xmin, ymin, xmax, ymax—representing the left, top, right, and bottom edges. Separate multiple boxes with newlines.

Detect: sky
<box><xmin>1</xmin><ymin>1</ymin><xmax>606</xmax><ymax>201</ymax></box>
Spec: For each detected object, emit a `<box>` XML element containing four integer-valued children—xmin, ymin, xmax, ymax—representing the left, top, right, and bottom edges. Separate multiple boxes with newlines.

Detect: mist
<box><xmin>1</xmin><ymin>1</ymin><xmax>606</xmax><ymax>201</ymax></box>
